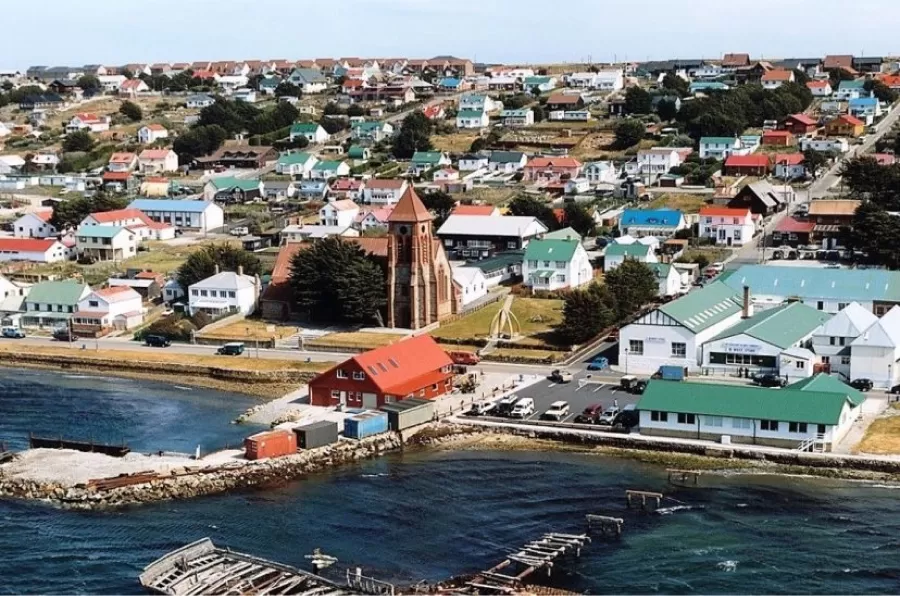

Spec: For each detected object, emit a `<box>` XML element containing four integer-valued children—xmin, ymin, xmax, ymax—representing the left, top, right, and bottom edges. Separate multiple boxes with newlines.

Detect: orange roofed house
<box><xmin>697</xmin><ymin>206</ymin><xmax>755</xmax><ymax>247</ymax></box>
<box><xmin>523</xmin><ymin>157</ymin><xmax>582</xmax><ymax>183</ymax></box>
<box><xmin>309</xmin><ymin>335</ymin><xmax>454</xmax><ymax>408</ymax></box>
<box><xmin>723</xmin><ymin>154</ymin><xmax>770</xmax><ymax>176</ymax></box>
<box><xmin>826</xmin><ymin>114</ymin><xmax>865</xmax><ymax>137</ymax></box>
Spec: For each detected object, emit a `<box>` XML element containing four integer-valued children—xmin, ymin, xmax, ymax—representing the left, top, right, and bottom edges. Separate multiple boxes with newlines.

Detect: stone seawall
<box><xmin>0</xmin><ymin>424</ymin><xmax>479</xmax><ymax>510</ymax></box>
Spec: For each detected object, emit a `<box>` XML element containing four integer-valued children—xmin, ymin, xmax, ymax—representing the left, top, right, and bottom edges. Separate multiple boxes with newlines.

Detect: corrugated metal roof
<box><xmin>657</xmin><ymin>281</ymin><xmax>742</xmax><ymax>332</ymax></box>
<box><xmin>708</xmin><ymin>302</ymin><xmax>831</xmax><ymax>349</ymax></box>
<box><xmin>723</xmin><ymin>265</ymin><xmax>900</xmax><ymax>302</ymax></box>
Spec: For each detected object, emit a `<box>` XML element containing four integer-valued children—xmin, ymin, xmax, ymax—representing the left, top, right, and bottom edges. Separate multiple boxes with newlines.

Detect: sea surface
<box><xmin>1</xmin><ymin>368</ymin><xmax>900</xmax><ymax>594</ymax></box>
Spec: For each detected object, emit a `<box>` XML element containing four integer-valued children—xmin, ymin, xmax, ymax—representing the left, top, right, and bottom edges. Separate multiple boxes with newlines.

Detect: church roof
<box><xmin>387</xmin><ymin>186</ymin><xmax>432</xmax><ymax>223</ymax></box>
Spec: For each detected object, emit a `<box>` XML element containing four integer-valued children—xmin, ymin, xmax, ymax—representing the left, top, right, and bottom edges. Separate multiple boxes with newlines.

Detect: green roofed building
<box><xmin>604</xmin><ymin>242</ymin><xmax>657</xmax><ymax>272</ymax></box>
<box><xmin>523</xmin><ymin>237</ymin><xmax>592</xmax><ymax>291</ymax></box>
<box><xmin>22</xmin><ymin>280</ymin><xmax>92</xmax><ymax>327</ymax></box>
<box><xmin>636</xmin><ymin>373</ymin><xmax>865</xmax><ymax>450</ymax></box>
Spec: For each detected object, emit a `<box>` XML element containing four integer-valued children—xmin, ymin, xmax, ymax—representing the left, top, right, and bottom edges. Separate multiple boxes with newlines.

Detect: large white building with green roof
<box><xmin>22</xmin><ymin>280</ymin><xmax>91</xmax><ymax>327</ymax></box>
<box><xmin>522</xmin><ymin>237</ymin><xmax>592</xmax><ymax>291</ymax></box>
<box><xmin>619</xmin><ymin>281</ymin><xmax>745</xmax><ymax>374</ymax></box>
<box><xmin>637</xmin><ymin>374</ymin><xmax>865</xmax><ymax>450</ymax></box>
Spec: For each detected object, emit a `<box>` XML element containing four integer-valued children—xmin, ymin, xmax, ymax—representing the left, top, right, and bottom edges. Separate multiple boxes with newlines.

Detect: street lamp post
<box><xmin>624</xmin><ymin>348</ymin><xmax>630</xmax><ymax>375</ymax></box>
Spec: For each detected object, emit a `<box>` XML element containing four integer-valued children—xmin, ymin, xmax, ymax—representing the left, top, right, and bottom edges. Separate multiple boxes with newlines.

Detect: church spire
<box><xmin>388</xmin><ymin>185</ymin><xmax>433</xmax><ymax>223</ymax></box>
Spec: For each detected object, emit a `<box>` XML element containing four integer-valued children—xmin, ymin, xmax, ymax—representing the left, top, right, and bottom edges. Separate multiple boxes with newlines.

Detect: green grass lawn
<box><xmin>431</xmin><ymin>302</ymin><xmax>503</xmax><ymax>341</ymax></box>
<box><xmin>431</xmin><ymin>297</ymin><xmax>565</xmax><ymax>347</ymax></box>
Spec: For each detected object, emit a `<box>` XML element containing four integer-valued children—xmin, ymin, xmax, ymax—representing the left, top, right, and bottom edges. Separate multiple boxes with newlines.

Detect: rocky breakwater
<box><xmin>0</xmin><ymin>424</ymin><xmax>481</xmax><ymax>510</ymax></box>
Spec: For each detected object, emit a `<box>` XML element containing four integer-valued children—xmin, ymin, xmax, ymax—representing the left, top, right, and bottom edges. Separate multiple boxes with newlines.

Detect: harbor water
<box><xmin>1</xmin><ymin>368</ymin><xmax>900</xmax><ymax>594</ymax></box>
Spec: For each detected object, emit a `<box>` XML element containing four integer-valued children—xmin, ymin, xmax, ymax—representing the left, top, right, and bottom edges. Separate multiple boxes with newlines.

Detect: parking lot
<box><xmin>476</xmin><ymin>373</ymin><xmax>642</xmax><ymax>425</ymax></box>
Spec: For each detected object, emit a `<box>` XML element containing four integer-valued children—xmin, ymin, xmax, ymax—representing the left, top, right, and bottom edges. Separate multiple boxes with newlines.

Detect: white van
<box><xmin>510</xmin><ymin>397</ymin><xmax>535</xmax><ymax>419</ymax></box>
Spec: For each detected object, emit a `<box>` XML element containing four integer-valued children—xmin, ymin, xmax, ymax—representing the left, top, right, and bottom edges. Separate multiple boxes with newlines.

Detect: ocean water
<box><xmin>1</xmin><ymin>369</ymin><xmax>900</xmax><ymax>594</ymax></box>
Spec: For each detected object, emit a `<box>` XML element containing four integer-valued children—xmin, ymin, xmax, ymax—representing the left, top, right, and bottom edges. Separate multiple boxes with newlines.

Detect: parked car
<box><xmin>144</xmin><ymin>334</ymin><xmax>171</xmax><ymax>348</ymax></box>
<box><xmin>230</xmin><ymin>226</ymin><xmax>249</xmax><ymax>236</ymax></box>
<box><xmin>620</xmin><ymin>376</ymin><xmax>647</xmax><ymax>394</ymax></box>
<box><xmin>494</xmin><ymin>394</ymin><xmax>519</xmax><ymax>417</ymax></box>
<box><xmin>575</xmin><ymin>404</ymin><xmax>604</xmax><ymax>424</ymax></box>
<box><xmin>52</xmin><ymin>328</ymin><xmax>77</xmax><ymax>342</ymax></box>
<box><xmin>448</xmin><ymin>350</ymin><xmax>480</xmax><ymax>365</ymax></box>
<box><xmin>751</xmin><ymin>373</ymin><xmax>787</xmax><ymax>388</ymax></box>
<box><xmin>597</xmin><ymin>406</ymin><xmax>621</xmax><ymax>426</ymax></box>
<box><xmin>541</xmin><ymin>401</ymin><xmax>570</xmax><ymax>421</ymax></box>
<box><xmin>217</xmin><ymin>342</ymin><xmax>245</xmax><ymax>356</ymax></box>
<box><xmin>509</xmin><ymin>397</ymin><xmax>535</xmax><ymax>419</ymax></box>
<box><xmin>587</xmin><ymin>356</ymin><xmax>609</xmax><ymax>371</ymax></box>
<box><xmin>1</xmin><ymin>326</ymin><xmax>25</xmax><ymax>338</ymax></box>
<box><xmin>889</xmin><ymin>384</ymin><xmax>900</xmax><ymax>395</ymax></box>
<box><xmin>548</xmin><ymin>369</ymin><xmax>573</xmax><ymax>383</ymax></box>
<box><xmin>849</xmin><ymin>378</ymin><xmax>874</xmax><ymax>392</ymax></box>
<box><xmin>612</xmin><ymin>404</ymin><xmax>639</xmax><ymax>431</ymax></box>
<box><xmin>465</xmin><ymin>400</ymin><xmax>493</xmax><ymax>416</ymax></box>
<box><xmin>708</xmin><ymin>262</ymin><xmax>725</xmax><ymax>274</ymax></box>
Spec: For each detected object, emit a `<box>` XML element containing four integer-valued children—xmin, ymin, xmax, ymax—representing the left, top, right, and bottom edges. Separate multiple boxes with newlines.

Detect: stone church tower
<box><xmin>386</xmin><ymin>186</ymin><xmax>454</xmax><ymax>329</ymax></box>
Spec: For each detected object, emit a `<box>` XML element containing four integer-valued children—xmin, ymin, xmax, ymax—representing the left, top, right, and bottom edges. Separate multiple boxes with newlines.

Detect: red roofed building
<box><xmin>826</xmin><ymin>114</ymin><xmax>865</xmax><ymax>137</ymax></box>
<box><xmin>760</xmin><ymin>69</ymin><xmax>794</xmax><ymax>88</ymax></box>
<box><xmin>723</xmin><ymin>154</ymin><xmax>770</xmax><ymax>176</ymax></box>
<box><xmin>806</xmin><ymin>80</ymin><xmax>833</xmax><ymax>97</ymax></box>
<box><xmin>422</xmin><ymin>104</ymin><xmax>446</xmax><ymax>120</ymax></box>
<box><xmin>309</xmin><ymin>335</ymin><xmax>454</xmax><ymax>408</ymax></box>
<box><xmin>721</xmin><ymin>53</ymin><xmax>750</xmax><ymax>69</ymax></box>
<box><xmin>781</xmin><ymin>113</ymin><xmax>818</xmax><ymax>136</ymax></box>
<box><xmin>824</xmin><ymin>55</ymin><xmax>854</xmax><ymax>71</ymax></box>
<box><xmin>65</xmin><ymin>113</ymin><xmax>110</xmax><ymax>134</ymax></box>
<box><xmin>523</xmin><ymin>156</ymin><xmax>583</xmax><ymax>182</ymax></box>
<box><xmin>0</xmin><ymin>238</ymin><xmax>68</xmax><ymax>262</ymax></box>
<box><xmin>698</xmin><ymin>206</ymin><xmax>755</xmax><ymax>246</ymax></box>
<box><xmin>119</xmin><ymin>78</ymin><xmax>150</xmax><ymax>97</ymax></box>
<box><xmin>761</xmin><ymin>130</ymin><xmax>795</xmax><ymax>147</ymax></box>
<box><xmin>873</xmin><ymin>153</ymin><xmax>896</xmax><ymax>166</ymax></box>
<box><xmin>773</xmin><ymin>153</ymin><xmax>808</xmax><ymax>179</ymax></box>
<box><xmin>772</xmin><ymin>216</ymin><xmax>816</xmax><ymax>247</ymax></box>
<box><xmin>330</xmin><ymin>178</ymin><xmax>366</xmax><ymax>201</ymax></box>
<box><xmin>878</xmin><ymin>75</ymin><xmax>900</xmax><ymax>90</ymax></box>
<box><xmin>72</xmin><ymin>285</ymin><xmax>144</xmax><ymax>335</ymax></box>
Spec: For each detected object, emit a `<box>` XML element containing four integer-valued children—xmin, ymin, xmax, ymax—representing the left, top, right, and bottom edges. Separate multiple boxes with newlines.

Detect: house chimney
<box><xmin>214</xmin><ymin>264</ymin><xmax>220</xmax><ymax>275</ymax></box>
<box><xmin>238</xmin><ymin>265</ymin><xmax>244</xmax><ymax>276</ymax></box>
<box><xmin>742</xmin><ymin>285</ymin><xmax>752</xmax><ymax>319</ymax></box>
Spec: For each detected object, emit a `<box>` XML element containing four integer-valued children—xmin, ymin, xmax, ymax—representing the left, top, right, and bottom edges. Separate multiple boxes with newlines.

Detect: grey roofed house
<box><xmin>639</xmin><ymin>59</ymin><xmax>703</xmax><ymax>73</ymax></box>
<box><xmin>290</xmin><ymin>68</ymin><xmax>327</xmax><ymax>84</ymax></box>
<box><xmin>264</xmin><ymin>180</ymin><xmax>295</xmax><ymax>198</ymax></box>
<box><xmin>489</xmin><ymin>150</ymin><xmax>526</xmax><ymax>164</ymax></box>
<box><xmin>771</xmin><ymin>58</ymin><xmax>821</xmax><ymax>70</ymax></box>
<box><xmin>437</xmin><ymin>214</ymin><xmax>548</xmax><ymax>238</ymax></box>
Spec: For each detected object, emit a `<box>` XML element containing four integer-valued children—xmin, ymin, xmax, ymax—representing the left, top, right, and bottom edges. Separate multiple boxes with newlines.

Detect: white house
<box><xmin>456</xmin><ymin>109</ymin><xmax>489</xmax><ymax>129</ymax></box>
<box><xmin>232</xmin><ymin>88</ymin><xmax>257</xmax><ymax>103</ymax></box>
<box><xmin>188</xmin><ymin>270</ymin><xmax>260</xmax><ymax>317</ymax></box>
<box><xmin>13</xmin><ymin>211</ymin><xmax>56</xmax><ymax>238</ymax></box>
<box><xmin>361</xmin><ymin>179</ymin><xmax>409</xmax><ymax>205</ymax></box>
<box><xmin>0</xmin><ymin>155</ymin><xmax>24</xmax><ymax>175</ymax></box>
<box><xmin>523</xmin><ymin>237</ymin><xmax>593</xmax><ymax>291</ymax></box>
<box><xmin>288</xmin><ymin>68</ymin><xmax>328</xmax><ymax>94</ymax></box>
<box><xmin>812</xmin><ymin>302</ymin><xmax>877</xmax><ymax>382</ymax></box>
<box><xmin>636</xmin><ymin>375</ymin><xmax>865</xmax><ymax>451</ymax></box>
<box><xmin>80</xmin><ymin>208</ymin><xmax>174</xmax><ymax>241</ymax></box>
<box><xmin>500</xmin><ymin>109</ymin><xmax>534</xmax><ymax>127</ymax></box>
<box><xmin>0</xmin><ymin>238</ymin><xmax>68</xmax><ymax>263</ymax></box>
<box><xmin>582</xmin><ymin>161</ymin><xmax>618</xmax><ymax>184</ymax></box>
<box><xmin>800</xmin><ymin>137</ymin><xmax>850</xmax><ymax>154</ymax></box>
<box><xmin>137</xmin><ymin>124</ymin><xmax>168</xmax><ymax>144</ymax></box>
<box><xmin>459</xmin><ymin>94</ymin><xmax>502</xmax><ymax>112</ymax></box>
<box><xmin>72</xmin><ymin>286</ymin><xmax>144</xmax><ymax>332</ymax></box>
<box><xmin>566</xmin><ymin>72</ymin><xmax>600</xmax><ymax>88</ymax></box>
<box><xmin>649</xmin><ymin>263</ymin><xmax>683</xmax><ymax>298</ymax></box>
<box><xmin>107</xmin><ymin>152</ymin><xmax>138</xmax><ymax>173</ymax></box>
<box><xmin>698</xmin><ymin>206</ymin><xmax>755</xmax><ymax>247</ymax></box>
<box><xmin>319</xmin><ymin>199</ymin><xmax>360</xmax><ymax>228</ymax></box>
<box><xmin>807</xmin><ymin>80</ymin><xmax>833</xmax><ymax>97</ymax></box>
<box><xmin>433</xmin><ymin>168</ymin><xmax>460</xmax><ymax>183</ymax></box>
<box><xmin>488</xmin><ymin>151</ymin><xmax>528</xmax><ymax>173</ymax></box>
<box><xmin>276</xmin><ymin>151</ymin><xmax>318</xmax><ymax>177</ymax></box>
<box><xmin>280</xmin><ymin>224</ymin><xmax>359</xmax><ymax>242</ymax></box>
<box><xmin>603</xmin><ymin>243</ymin><xmax>658</xmax><ymax>272</ymax></box>
<box><xmin>138</xmin><ymin>149</ymin><xmax>179</xmax><ymax>174</ymax></box>
<box><xmin>75</xmin><ymin>226</ymin><xmax>139</xmax><ymax>262</ymax></box>
<box><xmin>65</xmin><ymin>113</ymin><xmax>109</xmax><ymax>134</ymax></box>
<box><xmin>619</xmin><ymin>209</ymin><xmax>688</xmax><ymax>239</ymax></box>
<box><xmin>97</xmin><ymin>74</ymin><xmax>126</xmax><ymax>92</ymax></box>
<box><xmin>761</xmin><ymin>69</ymin><xmax>795</xmax><ymax>90</ymax></box>
<box><xmin>290</xmin><ymin>122</ymin><xmax>330</xmax><ymax>144</ymax></box>
<box><xmin>700</xmin><ymin>301</ymin><xmax>830</xmax><ymax>378</ymax></box>
<box><xmin>459</xmin><ymin>154</ymin><xmax>489</xmax><ymax>171</ymax></box>
<box><xmin>186</xmin><ymin>94</ymin><xmax>215</xmax><ymax>109</ymax></box>
<box><xmin>127</xmin><ymin>199</ymin><xmax>224</xmax><ymax>232</ymax></box>
<box><xmin>595</xmin><ymin>69</ymin><xmax>624</xmax><ymax>92</ymax></box>
<box><xmin>217</xmin><ymin>75</ymin><xmax>249</xmax><ymax>92</ymax></box>
<box><xmin>625</xmin><ymin>148</ymin><xmax>684</xmax><ymax>180</ymax></box>
<box><xmin>310</xmin><ymin>160</ymin><xmax>350</xmax><ymax>180</ymax></box>
<box><xmin>699</xmin><ymin>137</ymin><xmax>744</xmax><ymax>160</ymax></box>
<box><xmin>619</xmin><ymin>281</ymin><xmax>744</xmax><ymax>374</ymax></box>
<box><xmin>850</xmin><ymin>306</ymin><xmax>900</xmax><ymax>388</ymax></box>
<box><xmin>452</xmin><ymin>267</ymin><xmax>489</xmax><ymax>308</ymax></box>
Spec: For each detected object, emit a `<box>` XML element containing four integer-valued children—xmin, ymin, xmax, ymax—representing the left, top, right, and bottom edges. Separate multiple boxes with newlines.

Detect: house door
<box><xmin>362</xmin><ymin>392</ymin><xmax>378</xmax><ymax>408</ymax></box>
<box><xmin>727</xmin><ymin>237</ymin><xmax>733</xmax><ymax>247</ymax></box>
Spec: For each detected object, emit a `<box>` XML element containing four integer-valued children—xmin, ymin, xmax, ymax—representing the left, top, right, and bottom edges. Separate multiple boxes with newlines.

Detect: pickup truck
<box><xmin>549</xmin><ymin>369</ymin><xmax>573</xmax><ymax>383</ymax></box>
<box><xmin>1</xmin><ymin>327</ymin><xmax>24</xmax><ymax>338</ymax></box>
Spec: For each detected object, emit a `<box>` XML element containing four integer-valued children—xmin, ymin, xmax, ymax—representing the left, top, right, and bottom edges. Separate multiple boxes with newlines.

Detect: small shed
<box><xmin>380</xmin><ymin>398</ymin><xmax>436</xmax><ymax>431</ymax></box>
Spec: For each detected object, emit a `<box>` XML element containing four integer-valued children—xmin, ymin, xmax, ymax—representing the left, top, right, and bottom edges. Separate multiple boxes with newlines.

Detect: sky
<box><xmin>2</xmin><ymin>0</ymin><xmax>899</xmax><ymax>69</ymax></box>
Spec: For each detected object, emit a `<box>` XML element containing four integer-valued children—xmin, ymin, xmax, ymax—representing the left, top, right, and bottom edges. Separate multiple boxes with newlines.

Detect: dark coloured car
<box><xmin>574</xmin><ymin>404</ymin><xmax>604</xmax><ymax>424</ymax></box>
<box><xmin>889</xmin><ymin>384</ymin><xmax>900</xmax><ymax>395</ymax></box>
<box><xmin>752</xmin><ymin>373</ymin><xmax>787</xmax><ymax>388</ymax></box>
<box><xmin>612</xmin><ymin>404</ymin><xmax>639</xmax><ymax>431</ymax></box>
<box><xmin>145</xmin><ymin>334</ymin><xmax>171</xmax><ymax>348</ymax></box>
<box><xmin>850</xmin><ymin>378</ymin><xmax>874</xmax><ymax>392</ymax></box>
<box><xmin>217</xmin><ymin>342</ymin><xmax>245</xmax><ymax>356</ymax></box>
<box><xmin>52</xmin><ymin>328</ymin><xmax>78</xmax><ymax>342</ymax></box>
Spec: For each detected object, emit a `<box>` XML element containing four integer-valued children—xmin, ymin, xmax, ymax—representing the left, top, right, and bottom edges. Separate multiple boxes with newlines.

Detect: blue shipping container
<box><xmin>343</xmin><ymin>410</ymin><xmax>389</xmax><ymax>439</ymax></box>
<box><xmin>658</xmin><ymin>365</ymin><xmax>686</xmax><ymax>381</ymax></box>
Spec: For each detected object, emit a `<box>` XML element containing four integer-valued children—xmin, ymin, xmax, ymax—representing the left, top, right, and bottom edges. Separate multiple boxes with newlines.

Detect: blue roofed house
<box><xmin>456</xmin><ymin>109</ymin><xmax>489</xmax><ymax>129</ymax></box>
<box><xmin>619</xmin><ymin>209</ymin><xmax>688</xmax><ymax>238</ymax></box>
<box><xmin>259</xmin><ymin>75</ymin><xmax>281</xmax><ymax>95</ymax></box>
<box><xmin>689</xmin><ymin>81</ymin><xmax>729</xmax><ymax>95</ymax></box>
<box><xmin>310</xmin><ymin>160</ymin><xmax>351</xmax><ymax>180</ymax></box>
<box><xmin>848</xmin><ymin>97</ymin><xmax>882</xmax><ymax>124</ymax></box>
<box><xmin>459</xmin><ymin>93</ymin><xmax>502</xmax><ymax>112</ymax></box>
<box><xmin>297</xmin><ymin>180</ymin><xmax>329</xmax><ymax>200</ymax></box>
<box><xmin>438</xmin><ymin>77</ymin><xmax>464</xmax><ymax>91</ymax></box>
<box><xmin>128</xmin><ymin>199</ymin><xmax>225</xmax><ymax>232</ymax></box>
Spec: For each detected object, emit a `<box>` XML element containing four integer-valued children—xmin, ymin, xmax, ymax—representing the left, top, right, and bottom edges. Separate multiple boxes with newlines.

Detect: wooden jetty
<box><xmin>585</xmin><ymin>514</ymin><xmax>623</xmax><ymax>537</ymax></box>
<box><xmin>462</xmin><ymin>533</ymin><xmax>591</xmax><ymax>594</ymax></box>
<box><xmin>139</xmin><ymin>538</ymin><xmax>349</xmax><ymax>595</ymax></box>
<box><xmin>29</xmin><ymin>433</ymin><xmax>130</xmax><ymax>457</ymax></box>
<box><xmin>625</xmin><ymin>490</ymin><xmax>663</xmax><ymax>511</ymax></box>
<box><xmin>667</xmin><ymin>469</ymin><xmax>701</xmax><ymax>486</ymax></box>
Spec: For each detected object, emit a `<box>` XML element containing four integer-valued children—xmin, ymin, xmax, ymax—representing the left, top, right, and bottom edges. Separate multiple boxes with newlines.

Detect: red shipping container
<box><xmin>243</xmin><ymin>429</ymin><xmax>297</xmax><ymax>460</ymax></box>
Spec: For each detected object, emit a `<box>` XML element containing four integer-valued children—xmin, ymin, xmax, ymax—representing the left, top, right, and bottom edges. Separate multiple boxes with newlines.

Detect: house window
<box><xmin>228</xmin><ymin>291</ymin><xmax>236</xmax><ymax>298</ymax></box>
<box><xmin>838</xmin><ymin>302</ymin><xmax>848</xmax><ymax>310</ymax></box>
<box><xmin>628</xmin><ymin>339</ymin><xmax>644</xmax><ymax>356</ymax></box>
<box><xmin>795</xmin><ymin>361</ymin><xmax>805</xmax><ymax>369</ymax></box>
<box><xmin>331</xmin><ymin>390</ymin><xmax>341</xmax><ymax>398</ymax></box>
<box><xmin>200</xmin><ymin>290</ymin><xmax>208</xmax><ymax>297</ymax></box>
<box><xmin>336</xmin><ymin>369</ymin><xmax>348</xmax><ymax>379</ymax></box>
<box><xmin>761</xmin><ymin>420</ymin><xmax>779</xmax><ymax>431</ymax></box>
<box><xmin>352</xmin><ymin>371</ymin><xmax>365</xmax><ymax>380</ymax></box>
<box><xmin>507</xmin><ymin>242</ymin><xmax>517</xmax><ymax>249</ymax></box>
<box><xmin>704</xmin><ymin>416</ymin><xmax>723</xmax><ymax>427</ymax></box>
<box><xmin>841</xmin><ymin>356</ymin><xmax>851</xmax><ymax>365</ymax></box>
<box><xmin>444</xmin><ymin>239</ymin><xmax>453</xmax><ymax>247</ymax></box>
<box><xmin>817</xmin><ymin>301</ymin><xmax>824</xmax><ymax>310</ymax></box>
<box><xmin>528</xmin><ymin>260</ymin><xmax>538</xmax><ymax>268</ymax></box>
<box><xmin>650</xmin><ymin>411</ymin><xmax>668</xmax><ymax>422</ymax></box>
<box><xmin>839</xmin><ymin>337</ymin><xmax>845</xmax><ymax>346</ymax></box>
<box><xmin>555</xmin><ymin>261</ymin><xmax>566</xmax><ymax>268</ymax></box>
<box><xmin>817</xmin><ymin>424</ymin><xmax>826</xmax><ymax>434</ymax></box>
<box><xmin>191</xmin><ymin>289</ymin><xmax>199</xmax><ymax>296</ymax></box>
<box><xmin>555</xmin><ymin>274</ymin><xmax>566</xmax><ymax>283</ymax></box>
<box><xmin>543</xmin><ymin>261</ymin><xmax>551</xmax><ymax>268</ymax></box>
<box><xmin>829</xmin><ymin>337</ymin><xmax>836</xmax><ymax>345</ymax></box>
<box><xmin>676</xmin><ymin>413</ymin><xmax>696</xmax><ymax>425</ymax></box>
<box><xmin>671</xmin><ymin>343</ymin><xmax>686</xmax><ymax>358</ymax></box>
<box><xmin>732</xmin><ymin>418</ymin><xmax>753</xmax><ymax>430</ymax></box>
<box><xmin>789</xmin><ymin>422</ymin><xmax>809</xmax><ymax>433</ymax></box>
<box><xmin>88</xmin><ymin>300</ymin><xmax>99</xmax><ymax>307</ymax></box>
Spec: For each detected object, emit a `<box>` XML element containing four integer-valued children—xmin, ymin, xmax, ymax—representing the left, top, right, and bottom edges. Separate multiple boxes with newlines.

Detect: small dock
<box><xmin>29</xmin><ymin>433</ymin><xmax>130</xmax><ymax>457</ymax></box>
<box><xmin>625</xmin><ymin>490</ymin><xmax>663</xmax><ymax>511</ymax></box>
<box><xmin>464</xmin><ymin>533</ymin><xmax>591</xmax><ymax>594</ymax></box>
<box><xmin>139</xmin><ymin>538</ymin><xmax>348</xmax><ymax>595</ymax></box>
<box><xmin>667</xmin><ymin>469</ymin><xmax>701</xmax><ymax>486</ymax></box>
<box><xmin>585</xmin><ymin>514</ymin><xmax>623</xmax><ymax>537</ymax></box>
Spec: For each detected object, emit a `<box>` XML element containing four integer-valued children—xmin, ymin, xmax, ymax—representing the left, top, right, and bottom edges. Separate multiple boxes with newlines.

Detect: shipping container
<box><xmin>293</xmin><ymin>420</ymin><xmax>339</xmax><ymax>450</ymax></box>
<box><xmin>655</xmin><ymin>365</ymin><xmax>687</xmax><ymax>381</ymax></box>
<box><xmin>343</xmin><ymin>410</ymin><xmax>389</xmax><ymax>440</ymax></box>
<box><xmin>244</xmin><ymin>429</ymin><xmax>297</xmax><ymax>460</ymax></box>
<box><xmin>380</xmin><ymin>398</ymin><xmax>435</xmax><ymax>431</ymax></box>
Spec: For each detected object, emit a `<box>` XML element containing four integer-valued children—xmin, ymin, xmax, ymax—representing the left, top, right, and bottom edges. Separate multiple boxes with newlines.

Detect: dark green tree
<box><xmin>603</xmin><ymin>259</ymin><xmax>658</xmax><ymax>318</ymax></box>
<box><xmin>828</xmin><ymin>68</ymin><xmax>855</xmax><ymax>88</ymax></box>
<box><xmin>469</xmin><ymin>137</ymin><xmax>487</xmax><ymax>153</ymax></box>
<box><xmin>792</xmin><ymin>69</ymin><xmax>811</xmax><ymax>87</ymax></box>
<box><xmin>274</xmin><ymin>81</ymin><xmax>302</xmax><ymax>97</ymax></box>
<box><xmin>289</xmin><ymin>238</ymin><xmax>387</xmax><ymax>325</ymax></box>
<box><xmin>613</xmin><ymin>119</ymin><xmax>646</xmax><ymax>149</ymax></box>
<box><xmin>62</xmin><ymin>130</ymin><xmax>94</xmax><ymax>152</ymax></box>
<box><xmin>119</xmin><ymin>100</ymin><xmax>143</xmax><ymax>122</ymax></box>
<box><xmin>655</xmin><ymin>98</ymin><xmax>678</xmax><ymax>122</ymax></box>
<box><xmin>49</xmin><ymin>191</ymin><xmax>128</xmax><ymax>229</ymax></box>
<box><xmin>420</xmin><ymin>190</ymin><xmax>456</xmax><ymax>227</ymax></box>
<box><xmin>624</xmin><ymin>86</ymin><xmax>652</xmax><ymax>114</ymax></box>
<box><xmin>76</xmin><ymin>74</ymin><xmax>101</xmax><ymax>92</ymax></box>
<box><xmin>507</xmin><ymin>194</ymin><xmax>559</xmax><ymax>230</ymax></box>
<box><xmin>846</xmin><ymin>201</ymin><xmax>900</xmax><ymax>267</ymax></box>
<box><xmin>173</xmin><ymin>124</ymin><xmax>228</xmax><ymax>161</ymax></box>
<box><xmin>177</xmin><ymin>244</ymin><xmax>262</xmax><ymax>291</ymax></box>
<box><xmin>392</xmin><ymin>111</ymin><xmax>433</xmax><ymax>158</ymax></box>
<box><xmin>661</xmin><ymin>73</ymin><xmax>690</xmax><ymax>97</ymax></box>
<box><xmin>801</xmin><ymin>149</ymin><xmax>829</xmax><ymax>178</ymax></box>
<box><xmin>562</xmin><ymin>203</ymin><xmax>596</xmax><ymax>237</ymax></box>
<box><xmin>346</xmin><ymin>104</ymin><xmax>366</xmax><ymax>117</ymax></box>
<box><xmin>865</xmin><ymin>79</ymin><xmax>899</xmax><ymax>104</ymax></box>
<box><xmin>559</xmin><ymin>283</ymin><xmax>616</xmax><ymax>344</ymax></box>
<box><xmin>533</xmin><ymin>104</ymin><xmax>546</xmax><ymax>123</ymax></box>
